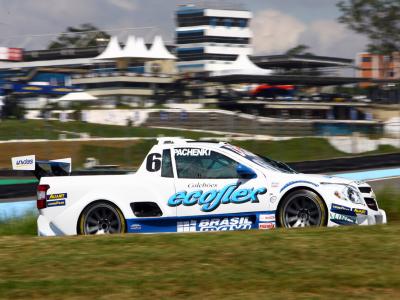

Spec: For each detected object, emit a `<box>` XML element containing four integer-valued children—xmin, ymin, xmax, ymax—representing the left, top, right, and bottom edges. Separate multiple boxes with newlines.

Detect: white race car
<box><xmin>12</xmin><ymin>138</ymin><xmax>387</xmax><ymax>236</ymax></box>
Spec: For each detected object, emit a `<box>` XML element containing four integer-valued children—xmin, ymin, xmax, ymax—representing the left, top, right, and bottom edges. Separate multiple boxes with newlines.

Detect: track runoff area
<box><xmin>335</xmin><ymin>167</ymin><xmax>400</xmax><ymax>192</ymax></box>
<box><xmin>1</xmin><ymin>167</ymin><xmax>399</xmax><ymax>221</ymax></box>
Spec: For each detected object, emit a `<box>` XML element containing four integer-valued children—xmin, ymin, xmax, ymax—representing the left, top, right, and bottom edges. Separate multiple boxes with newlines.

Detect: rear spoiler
<box><xmin>11</xmin><ymin>155</ymin><xmax>72</xmax><ymax>179</ymax></box>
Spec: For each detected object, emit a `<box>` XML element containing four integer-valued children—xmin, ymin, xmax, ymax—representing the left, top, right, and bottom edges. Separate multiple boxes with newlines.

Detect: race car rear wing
<box><xmin>11</xmin><ymin>155</ymin><xmax>72</xmax><ymax>179</ymax></box>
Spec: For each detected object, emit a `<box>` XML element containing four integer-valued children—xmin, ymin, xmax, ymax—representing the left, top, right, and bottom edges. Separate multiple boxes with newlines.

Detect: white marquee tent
<box><xmin>54</xmin><ymin>92</ymin><xmax>98</xmax><ymax>102</ymax></box>
<box><xmin>94</xmin><ymin>36</ymin><xmax>123</xmax><ymax>60</ymax></box>
<box><xmin>147</xmin><ymin>35</ymin><xmax>176</xmax><ymax>60</ymax></box>
<box><xmin>95</xmin><ymin>35</ymin><xmax>176</xmax><ymax>61</ymax></box>
<box><xmin>211</xmin><ymin>54</ymin><xmax>274</xmax><ymax>77</ymax></box>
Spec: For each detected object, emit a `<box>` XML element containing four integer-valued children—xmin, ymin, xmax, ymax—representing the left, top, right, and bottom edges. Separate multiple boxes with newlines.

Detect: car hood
<box><xmin>295</xmin><ymin>173</ymin><xmax>363</xmax><ymax>187</ymax></box>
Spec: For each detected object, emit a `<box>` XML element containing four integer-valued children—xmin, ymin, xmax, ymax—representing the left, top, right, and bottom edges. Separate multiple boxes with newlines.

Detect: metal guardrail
<box><xmin>290</xmin><ymin>152</ymin><xmax>400</xmax><ymax>174</ymax></box>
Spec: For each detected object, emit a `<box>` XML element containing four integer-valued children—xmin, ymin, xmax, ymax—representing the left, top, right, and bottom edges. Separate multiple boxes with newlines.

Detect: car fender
<box><xmin>276</xmin><ymin>180</ymin><xmax>327</xmax><ymax>211</ymax></box>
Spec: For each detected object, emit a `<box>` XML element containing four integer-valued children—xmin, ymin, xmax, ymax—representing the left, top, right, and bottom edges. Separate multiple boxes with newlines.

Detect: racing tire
<box><xmin>278</xmin><ymin>189</ymin><xmax>327</xmax><ymax>228</ymax></box>
<box><xmin>79</xmin><ymin>201</ymin><xmax>126</xmax><ymax>235</ymax></box>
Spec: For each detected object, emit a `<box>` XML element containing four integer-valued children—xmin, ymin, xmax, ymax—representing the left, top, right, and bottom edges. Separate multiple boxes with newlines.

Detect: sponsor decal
<box><xmin>271</xmin><ymin>182</ymin><xmax>280</xmax><ymax>188</ymax></box>
<box><xmin>331</xmin><ymin>203</ymin><xmax>351</xmax><ymax>212</ymax></box>
<box><xmin>331</xmin><ymin>203</ymin><xmax>367</xmax><ymax>217</ymax></box>
<box><xmin>259</xmin><ymin>214</ymin><xmax>275</xmax><ymax>222</ymax></box>
<box><xmin>47</xmin><ymin>193</ymin><xmax>67</xmax><ymax>200</ymax></box>
<box><xmin>177</xmin><ymin>220</ymin><xmax>197</xmax><ymax>232</ymax></box>
<box><xmin>130</xmin><ymin>224</ymin><xmax>142</xmax><ymax>230</ymax></box>
<box><xmin>47</xmin><ymin>200</ymin><xmax>65</xmax><ymax>207</ymax></box>
<box><xmin>46</xmin><ymin>193</ymin><xmax>67</xmax><ymax>207</ymax></box>
<box><xmin>177</xmin><ymin>217</ymin><xmax>253</xmax><ymax>232</ymax></box>
<box><xmin>353</xmin><ymin>208</ymin><xmax>367</xmax><ymax>215</ymax></box>
<box><xmin>280</xmin><ymin>181</ymin><xmax>319</xmax><ymax>193</ymax></box>
<box><xmin>269</xmin><ymin>195</ymin><xmax>277</xmax><ymax>203</ymax></box>
<box><xmin>331</xmin><ymin>203</ymin><xmax>356</xmax><ymax>217</ymax></box>
<box><xmin>16</xmin><ymin>158</ymin><xmax>34</xmax><ymax>166</ymax></box>
<box><xmin>12</xmin><ymin>155</ymin><xmax>36</xmax><ymax>170</ymax></box>
<box><xmin>187</xmin><ymin>183</ymin><xmax>217</xmax><ymax>189</ymax></box>
<box><xmin>259</xmin><ymin>222</ymin><xmax>275</xmax><ymax>230</ymax></box>
<box><xmin>174</xmin><ymin>148</ymin><xmax>211</xmax><ymax>157</ymax></box>
<box><xmin>330</xmin><ymin>212</ymin><xmax>357</xmax><ymax>225</ymax></box>
<box><xmin>168</xmin><ymin>184</ymin><xmax>267</xmax><ymax>212</ymax></box>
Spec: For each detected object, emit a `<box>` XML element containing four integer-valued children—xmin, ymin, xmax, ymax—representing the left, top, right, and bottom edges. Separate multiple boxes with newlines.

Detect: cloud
<box><xmin>107</xmin><ymin>0</ymin><xmax>137</xmax><ymax>11</ymax></box>
<box><xmin>251</xmin><ymin>10</ymin><xmax>307</xmax><ymax>54</ymax></box>
<box><xmin>250</xmin><ymin>9</ymin><xmax>367</xmax><ymax>59</ymax></box>
<box><xmin>300</xmin><ymin>20</ymin><xmax>368</xmax><ymax>58</ymax></box>
<box><xmin>0</xmin><ymin>0</ymin><xmax>142</xmax><ymax>49</ymax></box>
<box><xmin>0</xmin><ymin>1</ymin><xmax>367</xmax><ymax>58</ymax></box>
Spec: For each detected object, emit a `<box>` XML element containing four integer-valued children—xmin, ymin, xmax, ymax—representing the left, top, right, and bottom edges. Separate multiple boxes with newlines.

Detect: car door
<box><xmin>169</xmin><ymin>146</ymin><xmax>269</xmax><ymax>222</ymax></box>
<box><xmin>126</xmin><ymin>147</ymin><xmax>178</xmax><ymax>233</ymax></box>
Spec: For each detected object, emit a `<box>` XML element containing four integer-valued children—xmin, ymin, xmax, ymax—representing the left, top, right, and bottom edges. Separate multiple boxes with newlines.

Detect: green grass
<box><xmin>0</xmin><ymin>223</ymin><xmax>399</xmax><ymax>299</ymax></box>
<box><xmin>0</xmin><ymin>120</ymin><xmax>218</xmax><ymax>140</ymax></box>
<box><xmin>77</xmin><ymin>138</ymin><xmax>398</xmax><ymax>167</ymax></box>
<box><xmin>0</xmin><ymin>120</ymin><xmax>398</xmax><ymax>167</ymax></box>
<box><xmin>78</xmin><ymin>139</ymin><xmax>156</xmax><ymax>167</ymax></box>
<box><xmin>232</xmin><ymin>138</ymin><xmax>398</xmax><ymax>162</ymax></box>
<box><xmin>0</xmin><ymin>191</ymin><xmax>399</xmax><ymax>299</ymax></box>
<box><xmin>0</xmin><ymin>214</ymin><xmax>37</xmax><ymax>236</ymax></box>
<box><xmin>377</xmin><ymin>189</ymin><xmax>400</xmax><ymax>222</ymax></box>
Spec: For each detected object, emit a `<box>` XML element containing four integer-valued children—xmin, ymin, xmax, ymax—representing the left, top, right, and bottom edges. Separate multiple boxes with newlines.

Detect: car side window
<box><xmin>161</xmin><ymin>149</ymin><xmax>173</xmax><ymax>178</ymax></box>
<box><xmin>174</xmin><ymin>148</ymin><xmax>239</xmax><ymax>179</ymax></box>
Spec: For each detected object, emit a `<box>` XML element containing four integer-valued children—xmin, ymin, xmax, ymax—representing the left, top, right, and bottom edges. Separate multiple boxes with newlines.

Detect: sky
<box><xmin>0</xmin><ymin>0</ymin><xmax>368</xmax><ymax>59</ymax></box>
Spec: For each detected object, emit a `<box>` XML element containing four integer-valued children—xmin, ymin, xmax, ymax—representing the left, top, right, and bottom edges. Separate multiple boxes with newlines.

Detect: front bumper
<box><xmin>328</xmin><ymin>201</ymin><xmax>387</xmax><ymax>227</ymax></box>
<box><xmin>366</xmin><ymin>209</ymin><xmax>387</xmax><ymax>225</ymax></box>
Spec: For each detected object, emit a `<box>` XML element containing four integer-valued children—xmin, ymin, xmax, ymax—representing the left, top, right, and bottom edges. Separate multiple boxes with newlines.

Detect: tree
<box><xmin>1</xmin><ymin>94</ymin><xmax>25</xmax><ymax>120</ymax></box>
<box><xmin>48</xmin><ymin>23</ymin><xmax>110</xmax><ymax>49</ymax></box>
<box><xmin>337</xmin><ymin>0</ymin><xmax>400</xmax><ymax>54</ymax></box>
<box><xmin>284</xmin><ymin>45</ymin><xmax>321</xmax><ymax>76</ymax></box>
<box><xmin>285</xmin><ymin>44</ymin><xmax>314</xmax><ymax>56</ymax></box>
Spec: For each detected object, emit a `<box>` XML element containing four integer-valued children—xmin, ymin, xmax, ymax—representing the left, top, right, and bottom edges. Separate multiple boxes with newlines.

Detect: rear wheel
<box><xmin>79</xmin><ymin>202</ymin><xmax>126</xmax><ymax>235</ymax></box>
<box><xmin>278</xmin><ymin>190</ymin><xmax>326</xmax><ymax>228</ymax></box>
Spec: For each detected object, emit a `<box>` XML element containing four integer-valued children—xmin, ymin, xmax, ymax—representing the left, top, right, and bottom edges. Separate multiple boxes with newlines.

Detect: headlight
<box><xmin>334</xmin><ymin>186</ymin><xmax>364</xmax><ymax>205</ymax></box>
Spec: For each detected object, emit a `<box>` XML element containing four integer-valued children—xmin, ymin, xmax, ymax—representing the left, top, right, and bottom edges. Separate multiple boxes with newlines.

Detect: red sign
<box><xmin>259</xmin><ymin>222</ymin><xmax>275</xmax><ymax>230</ymax></box>
<box><xmin>0</xmin><ymin>47</ymin><xmax>23</xmax><ymax>61</ymax></box>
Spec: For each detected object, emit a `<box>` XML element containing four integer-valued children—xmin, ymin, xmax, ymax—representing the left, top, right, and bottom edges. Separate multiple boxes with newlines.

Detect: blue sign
<box><xmin>3</xmin><ymin>83</ymin><xmax>79</xmax><ymax>95</ymax></box>
<box><xmin>168</xmin><ymin>183</ymin><xmax>267</xmax><ymax>212</ymax></box>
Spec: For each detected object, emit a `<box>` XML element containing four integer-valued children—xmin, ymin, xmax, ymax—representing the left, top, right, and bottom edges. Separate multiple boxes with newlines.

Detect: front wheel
<box><xmin>79</xmin><ymin>201</ymin><xmax>126</xmax><ymax>235</ymax></box>
<box><xmin>278</xmin><ymin>190</ymin><xmax>327</xmax><ymax>228</ymax></box>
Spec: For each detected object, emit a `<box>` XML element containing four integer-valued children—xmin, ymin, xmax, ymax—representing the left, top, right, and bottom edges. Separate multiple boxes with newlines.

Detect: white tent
<box><xmin>121</xmin><ymin>36</ymin><xmax>150</xmax><ymax>59</ymax></box>
<box><xmin>147</xmin><ymin>35</ymin><xmax>176</xmax><ymax>60</ymax></box>
<box><xmin>95</xmin><ymin>35</ymin><xmax>176</xmax><ymax>61</ymax></box>
<box><xmin>94</xmin><ymin>36</ymin><xmax>123</xmax><ymax>60</ymax></box>
<box><xmin>122</xmin><ymin>35</ymin><xmax>137</xmax><ymax>57</ymax></box>
<box><xmin>54</xmin><ymin>92</ymin><xmax>98</xmax><ymax>102</ymax></box>
<box><xmin>211</xmin><ymin>54</ymin><xmax>274</xmax><ymax>76</ymax></box>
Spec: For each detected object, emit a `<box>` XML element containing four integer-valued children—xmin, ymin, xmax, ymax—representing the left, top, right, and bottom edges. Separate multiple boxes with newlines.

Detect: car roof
<box><xmin>156</xmin><ymin>137</ymin><xmax>226</xmax><ymax>150</ymax></box>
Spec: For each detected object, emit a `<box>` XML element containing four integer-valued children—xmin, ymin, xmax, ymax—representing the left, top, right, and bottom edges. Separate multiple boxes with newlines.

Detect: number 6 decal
<box><xmin>146</xmin><ymin>153</ymin><xmax>162</xmax><ymax>172</ymax></box>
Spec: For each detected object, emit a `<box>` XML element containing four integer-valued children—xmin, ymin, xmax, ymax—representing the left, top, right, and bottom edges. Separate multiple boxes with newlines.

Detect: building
<box><xmin>176</xmin><ymin>4</ymin><xmax>253</xmax><ymax>72</ymax></box>
<box><xmin>0</xmin><ymin>38</ymin><xmax>178</xmax><ymax>107</ymax></box>
<box><xmin>357</xmin><ymin>52</ymin><xmax>400</xmax><ymax>81</ymax></box>
<box><xmin>253</xmin><ymin>54</ymin><xmax>354</xmax><ymax>77</ymax></box>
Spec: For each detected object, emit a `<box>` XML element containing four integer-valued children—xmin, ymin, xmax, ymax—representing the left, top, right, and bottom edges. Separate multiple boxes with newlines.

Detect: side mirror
<box><xmin>236</xmin><ymin>164</ymin><xmax>257</xmax><ymax>179</ymax></box>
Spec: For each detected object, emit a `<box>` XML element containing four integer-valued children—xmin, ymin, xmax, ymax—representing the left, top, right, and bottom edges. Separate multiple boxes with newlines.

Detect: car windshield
<box><xmin>222</xmin><ymin>144</ymin><xmax>297</xmax><ymax>174</ymax></box>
